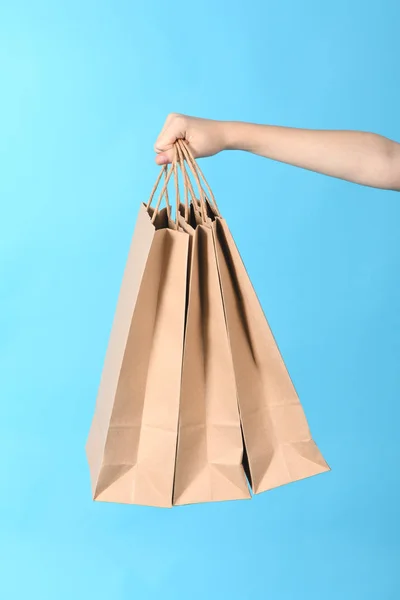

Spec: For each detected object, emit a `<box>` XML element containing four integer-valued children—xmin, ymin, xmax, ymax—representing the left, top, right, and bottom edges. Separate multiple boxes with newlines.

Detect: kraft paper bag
<box><xmin>173</xmin><ymin>221</ymin><xmax>250</xmax><ymax>506</ymax></box>
<box><xmin>174</xmin><ymin>143</ymin><xmax>249</xmax><ymax>505</ymax></box>
<box><xmin>86</xmin><ymin>169</ymin><xmax>189</xmax><ymax>507</ymax></box>
<box><xmin>212</xmin><ymin>217</ymin><xmax>330</xmax><ymax>494</ymax></box>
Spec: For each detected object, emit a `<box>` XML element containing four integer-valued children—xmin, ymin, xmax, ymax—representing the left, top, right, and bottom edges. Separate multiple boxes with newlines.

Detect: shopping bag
<box><xmin>173</xmin><ymin>223</ymin><xmax>250</xmax><ymax>505</ymax></box>
<box><xmin>212</xmin><ymin>218</ymin><xmax>330</xmax><ymax>493</ymax></box>
<box><xmin>86</xmin><ymin>167</ymin><xmax>189</xmax><ymax>507</ymax></box>
<box><xmin>167</xmin><ymin>144</ymin><xmax>249</xmax><ymax>504</ymax></box>
<box><xmin>180</xmin><ymin>141</ymin><xmax>329</xmax><ymax>496</ymax></box>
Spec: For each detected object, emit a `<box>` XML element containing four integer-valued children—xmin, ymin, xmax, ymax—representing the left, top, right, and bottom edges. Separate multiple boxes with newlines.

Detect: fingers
<box><xmin>154</xmin><ymin>113</ymin><xmax>187</xmax><ymax>164</ymax></box>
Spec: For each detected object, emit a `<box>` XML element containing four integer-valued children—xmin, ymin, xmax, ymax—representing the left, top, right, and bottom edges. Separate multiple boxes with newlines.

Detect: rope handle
<box><xmin>146</xmin><ymin>139</ymin><xmax>220</xmax><ymax>226</ymax></box>
<box><xmin>177</xmin><ymin>140</ymin><xmax>220</xmax><ymax>218</ymax></box>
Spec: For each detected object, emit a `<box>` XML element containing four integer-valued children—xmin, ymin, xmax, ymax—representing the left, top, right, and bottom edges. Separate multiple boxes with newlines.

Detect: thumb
<box><xmin>155</xmin><ymin>149</ymin><xmax>175</xmax><ymax>165</ymax></box>
<box><xmin>154</xmin><ymin>116</ymin><xmax>187</xmax><ymax>165</ymax></box>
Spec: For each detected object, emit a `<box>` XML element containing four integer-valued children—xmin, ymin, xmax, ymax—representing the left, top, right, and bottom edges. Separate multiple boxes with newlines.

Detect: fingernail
<box><xmin>158</xmin><ymin>155</ymin><xmax>168</xmax><ymax>165</ymax></box>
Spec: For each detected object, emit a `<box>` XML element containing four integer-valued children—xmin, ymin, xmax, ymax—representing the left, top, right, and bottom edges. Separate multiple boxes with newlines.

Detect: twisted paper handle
<box><xmin>176</xmin><ymin>139</ymin><xmax>220</xmax><ymax>219</ymax></box>
<box><xmin>146</xmin><ymin>139</ymin><xmax>220</xmax><ymax>226</ymax></box>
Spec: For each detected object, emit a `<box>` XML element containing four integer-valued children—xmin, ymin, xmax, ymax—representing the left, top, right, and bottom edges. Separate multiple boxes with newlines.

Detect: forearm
<box><xmin>222</xmin><ymin>122</ymin><xmax>400</xmax><ymax>190</ymax></box>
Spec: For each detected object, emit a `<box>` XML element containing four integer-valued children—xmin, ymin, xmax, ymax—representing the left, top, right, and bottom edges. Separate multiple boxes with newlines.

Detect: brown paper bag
<box><xmin>212</xmin><ymin>217</ymin><xmax>330</xmax><ymax>494</ymax></box>
<box><xmin>173</xmin><ymin>144</ymin><xmax>249</xmax><ymax>504</ymax></box>
<box><xmin>86</xmin><ymin>169</ymin><xmax>189</xmax><ymax>507</ymax></box>
<box><xmin>172</xmin><ymin>221</ymin><xmax>250</xmax><ymax>505</ymax></box>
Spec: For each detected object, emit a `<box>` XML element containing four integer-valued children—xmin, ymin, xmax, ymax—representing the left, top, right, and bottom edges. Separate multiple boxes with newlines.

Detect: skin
<box><xmin>154</xmin><ymin>114</ymin><xmax>400</xmax><ymax>191</ymax></box>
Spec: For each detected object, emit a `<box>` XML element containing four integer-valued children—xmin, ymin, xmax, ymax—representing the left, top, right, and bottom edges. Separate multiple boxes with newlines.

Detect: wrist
<box><xmin>218</xmin><ymin>121</ymin><xmax>241</xmax><ymax>151</ymax></box>
<box><xmin>218</xmin><ymin>121</ymin><xmax>259</xmax><ymax>153</ymax></box>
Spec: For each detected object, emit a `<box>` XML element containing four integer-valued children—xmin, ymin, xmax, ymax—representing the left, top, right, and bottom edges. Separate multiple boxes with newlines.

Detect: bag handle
<box><xmin>176</xmin><ymin>140</ymin><xmax>207</xmax><ymax>223</ymax></box>
<box><xmin>164</xmin><ymin>165</ymin><xmax>171</xmax><ymax>220</ymax></box>
<box><xmin>146</xmin><ymin>147</ymin><xmax>180</xmax><ymax>227</ymax></box>
<box><xmin>146</xmin><ymin>146</ymin><xmax>196</xmax><ymax>224</ymax></box>
<box><xmin>177</xmin><ymin>140</ymin><xmax>221</xmax><ymax>218</ymax></box>
<box><xmin>175</xmin><ymin>141</ymin><xmax>191</xmax><ymax>221</ymax></box>
<box><xmin>172</xmin><ymin>144</ymin><xmax>180</xmax><ymax>225</ymax></box>
<box><xmin>146</xmin><ymin>165</ymin><xmax>173</xmax><ymax>212</ymax></box>
<box><xmin>146</xmin><ymin>139</ymin><xmax>220</xmax><ymax>226</ymax></box>
<box><xmin>173</xmin><ymin>143</ymin><xmax>199</xmax><ymax>224</ymax></box>
<box><xmin>176</xmin><ymin>141</ymin><xmax>202</xmax><ymax>218</ymax></box>
<box><xmin>176</xmin><ymin>143</ymin><xmax>209</xmax><ymax>221</ymax></box>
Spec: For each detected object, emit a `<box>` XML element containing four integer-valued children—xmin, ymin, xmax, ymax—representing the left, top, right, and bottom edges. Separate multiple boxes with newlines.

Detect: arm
<box><xmin>155</xmin><ymin>114</ymin><xmax>400</xmax><ymax>191</ymax></box>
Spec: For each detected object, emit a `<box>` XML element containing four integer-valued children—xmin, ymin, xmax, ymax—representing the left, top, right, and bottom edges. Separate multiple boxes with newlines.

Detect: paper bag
<box><xmin>173</xmin><ymin>222</ymin><xmax>250</xmax><ymax>505</ymax></box>
<box><xmin>86</xmin><ymin>173</ymin><xmax>189</xmax><ymax>507</ymax></box>
<box><xmin>212</xmin><ymin>217</ymin><xmax>330</xmax><ymax>494</ymax></box>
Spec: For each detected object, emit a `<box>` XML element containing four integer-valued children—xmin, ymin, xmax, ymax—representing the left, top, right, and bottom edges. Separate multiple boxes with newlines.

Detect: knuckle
<box><xmin>168</xmin><ymin>112</ymin><xmax>185</xmax><ymax>125</ymax></box>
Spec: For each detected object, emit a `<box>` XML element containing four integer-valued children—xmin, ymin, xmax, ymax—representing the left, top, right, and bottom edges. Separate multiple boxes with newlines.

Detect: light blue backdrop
<box><xmin>1</xmin><ymin>1</ymin><xmax>399</xmax><ymax>598</ymax></box>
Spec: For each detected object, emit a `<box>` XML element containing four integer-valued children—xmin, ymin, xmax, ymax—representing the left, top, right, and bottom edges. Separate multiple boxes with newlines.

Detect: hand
<box><xmin>154</xmin><ymin>114</ymin><xmax>228</xmax><ymax>165</ymax></box>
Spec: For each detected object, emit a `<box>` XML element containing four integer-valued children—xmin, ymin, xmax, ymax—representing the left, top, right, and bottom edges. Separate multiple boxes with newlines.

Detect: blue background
<box><xmin>1</xmin><ymin>1</ymin><xmax>399</xmax><ymax>598</ymax></box>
